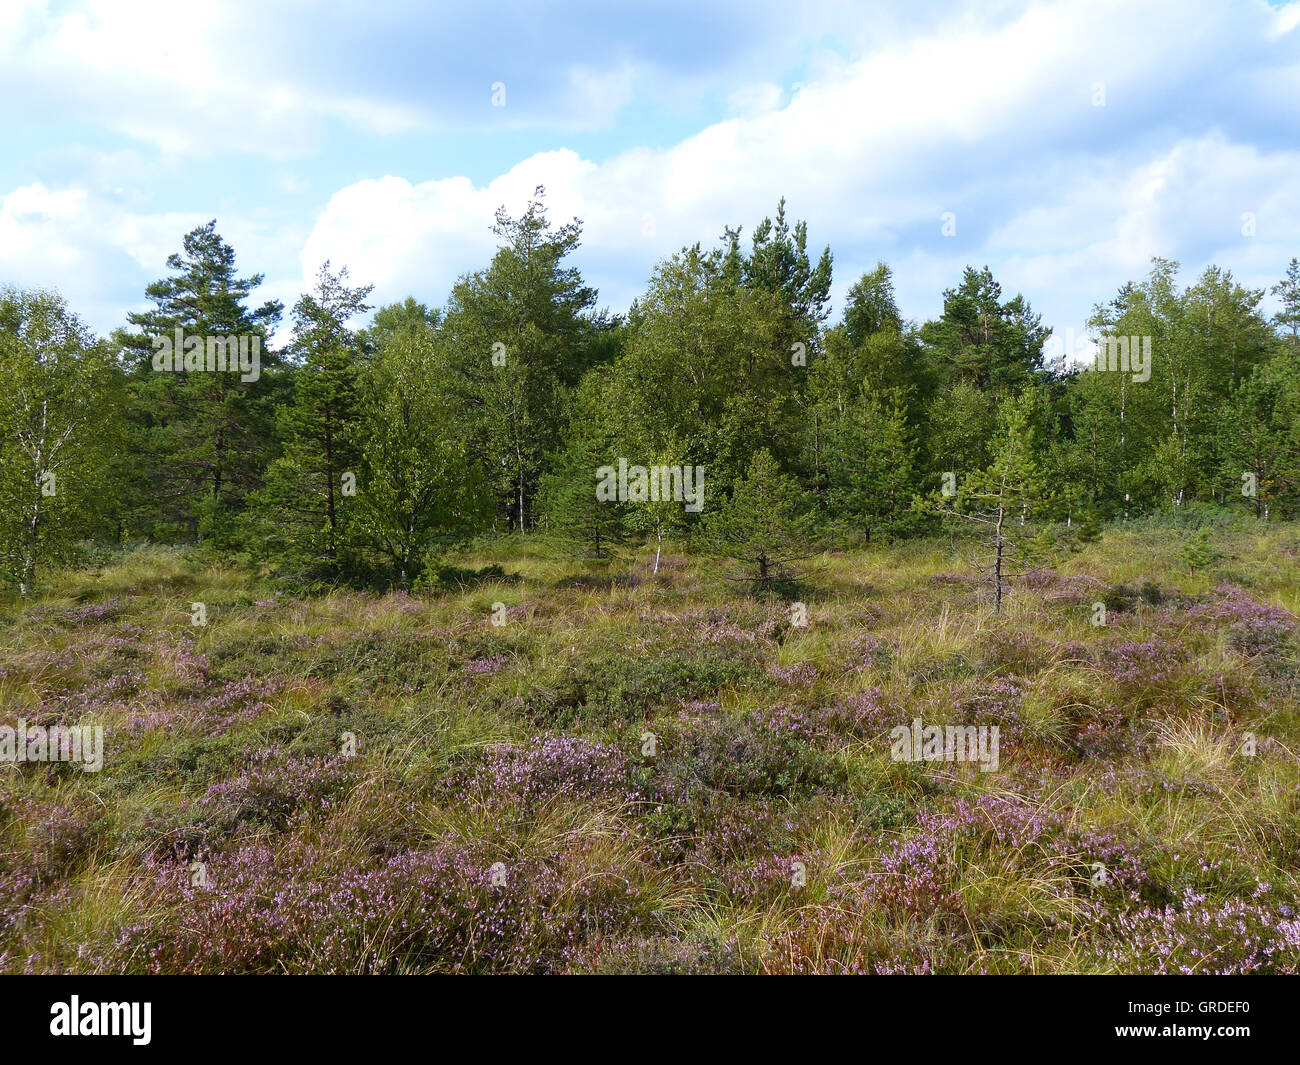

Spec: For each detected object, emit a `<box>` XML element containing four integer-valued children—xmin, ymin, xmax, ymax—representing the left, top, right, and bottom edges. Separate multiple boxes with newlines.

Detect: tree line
<box><xmin>3</xmin><ymin>186</ymin><xmax>1299</xmax><ymax>593</ymax></box>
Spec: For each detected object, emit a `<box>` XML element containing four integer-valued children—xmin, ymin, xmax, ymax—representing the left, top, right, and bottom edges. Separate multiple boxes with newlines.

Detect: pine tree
<box><xmin>704</xmin><ymin>448</ymin><xmax>815</xmax><ymax>588</ymax></box>
<box><xmin>742</xmin><ymin>196</ymin><xmax>834</xmax><ymax>335</ymax></box>
<box><xmin>122</xmin><ymin>221</ymin><xmax>282</xmax><ymax>542</ymax></box>
<box><xmin>1272</xmin><ymin>258</ymin><xmax>1300</xmax><ymax>353</ymax></box>
<box><xmin>539</xmin><ymin>370</ymin><xmax>628</xmax><ymax>559</ymax></box>
<box><xmin>920</xmin><ymin>266</ymin><xmax>1049</xmax><ymax>395</ymax></box>
<box><xmin>926</xmin><ymin>392</ymin><xmax>1048</xmax><ymax>613</ymax></box>
<box><xmin>826</xmin><ymin>385</ymin><xmax>919</xmax><ymax>542</ymax></box>
<box><xmin>256</xmin><ymin>263</ymin><xmax>372</xmax><ymax>576</ymax></box>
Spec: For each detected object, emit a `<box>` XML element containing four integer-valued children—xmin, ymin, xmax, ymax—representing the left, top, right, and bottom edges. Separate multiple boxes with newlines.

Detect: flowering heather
<box><xmin>460</xmin><ymin>735</ymin><xmax>635</xmax><ymax>811</ymax></box>
<box><xmin>125</xmin><ymin>676</ymin><xmax>283</xmax><ymax>735</ymax></box>
<box><xmin>930</xmin><ymin>570</ymin><xmax>976</xmax><ymax>585</ymax></box>
<box><xmin>1189</xmin><ymin>583</ymin><xmax>1295</xmax><ymax>656</ymax></box>
<box><xmin>376</xmin><ymin>589</ymin><xmax>424</xmax><ymax>616</ymax></box>
<box><xmin>1021</xmin><ymin>568</ymin><xmax>1059</xmax><ymax>590</ymax></box>
<box><xmin>753</xmin><ymin>687</ymin><xmax>896</xmax><ymax>742</ymax></box>
<box><xmin>0</xmin><ymin>793</ymin><xmax>106</xmax><ymax>886</ymax></box>
<box><xmin>845</xmin><ymin>634</ymin><xmax>892</xmax><ymax>668</ymax></box>
<box><xmin>154</xmin><ymin>641</ymin><xmax>210</xmax><ymax>687</ymax></box>
<box><xmin>705</xmin><ymin>851</ymin><xmax>803</xmax><ymax>905</ymax></box>
<box><xmin>979</xmin><ymin>629</ymin><xmax>1055</xmax><ymax>675</ymax></box>
<box><xmin>5</xmin><ymin>527</ymin><xmax>1300</xmax><ymax>975</ymax></box>
<box><xmin>464</xmin><ymin>655</ymin><xmax>510</xmax><ymax>675</ymax></box>
<box><xmin>1097</xmin><ymin>888</ymin><xmax>1300</xmax><ymax>974</ymax></box>
<box><xmin>697</xmin><ymin>615</ymin><xmax>764</xmax><ymax>645</ymax></box>
<box><xmin>956</xmin><ymin>678</ymin><xmax>1027</xmax><ymax>745</ymax></box>
<box><xmin>62</xmin><ymin>597</ymin><xmax>125</xmax><ymax>625</ymax></box>
<box><xmin>196</xmin><ymin>753</ymin><xmax>356</xmax><ymax>837</ymax></box>
<box><xmin>869</xmin><ymin>796</ymin><xmax>1150</xmax><ymax>923</ymax></box>
<box><xmin>106</xmin><ymin>834</ymin><xmax>651</xmax><ymax>974</ymax></box>
<box><xmin>651</xmin><ymin>714</ymin><xmax>843</xmax><ymax>803</ymax></box>
<box><xmin>767</xmin><ymin>662</ymin><xmax>817</xmax><ymax>686</ymax></box>
<box><xmin>1100</xmin><ymin>636</ymin><xmax>1186</xmax><ymax>694</ymax></box>
<box><xmin>587</xmin><ymin>933</ymin><xmax>744</xmax><ymax>974</ymax></box>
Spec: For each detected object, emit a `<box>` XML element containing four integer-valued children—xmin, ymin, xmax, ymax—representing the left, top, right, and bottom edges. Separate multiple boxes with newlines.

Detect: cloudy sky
<box><xmin>2</xmin><ymin>0</ymin><xmax>1298</xmax><ymax>349</ymax></box>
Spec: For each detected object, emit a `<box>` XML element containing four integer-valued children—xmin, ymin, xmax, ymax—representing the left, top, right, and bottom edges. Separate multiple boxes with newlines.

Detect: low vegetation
<box><xmin>3</xmin><ymin>519</ymin><xmax>1298</xmax><ymax>974</ymax></box>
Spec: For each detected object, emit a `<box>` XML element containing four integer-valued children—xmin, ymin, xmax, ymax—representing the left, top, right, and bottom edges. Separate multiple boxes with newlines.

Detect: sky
<box><xmin>1</xmin><ymin>0</ymin><xmax>1298</xmax><ymax>354</ymax></box>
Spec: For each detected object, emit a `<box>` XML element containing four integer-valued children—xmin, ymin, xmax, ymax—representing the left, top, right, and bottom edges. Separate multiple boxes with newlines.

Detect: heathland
<box><xmin>2</xmin><ymin>518</ymin><xmax>1297</xmax><ymax>973</ymax></box>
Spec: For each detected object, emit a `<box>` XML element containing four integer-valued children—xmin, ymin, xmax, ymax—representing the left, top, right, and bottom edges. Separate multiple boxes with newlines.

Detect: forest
<box><xmin>4</xmin><ymin>188</ymin><xmax>1299</xmax><ymax>596</ymax></box>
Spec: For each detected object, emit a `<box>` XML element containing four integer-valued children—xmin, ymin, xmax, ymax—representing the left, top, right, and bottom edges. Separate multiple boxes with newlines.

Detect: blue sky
<box><xmin>2</xmin><ymin>0</ymin><xmax>1298</xmax><ymax>352</ymax></box>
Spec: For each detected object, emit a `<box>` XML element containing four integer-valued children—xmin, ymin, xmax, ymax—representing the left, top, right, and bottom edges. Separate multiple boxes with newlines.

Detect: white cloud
<box><xmin>0</xmin><ymin>182</ymin><xmax>306</xmax><ymax>336</ymax></box>
<box><xmin>294</xmin><ymin>0</ymin><xmax>1300</xmax><ymax>334</ymax></box>
<box><xmin>4</xmin><ymin>0</ymin><xmax>1298</xmax><ymax>341</ymax></box>
<box><xmin>0</xmin><ymin>0</ymin><xmax>429</xmax><ymax>157</ymax></box>
<box><xmin>0</xmin><ymin>182</ymin><xmax>202</xmax><ymax>327</ymax></box>
<box><xmin>726</xmin><ymin>82</ymin><xmax>785</xmax><ymax>117</ymax></box>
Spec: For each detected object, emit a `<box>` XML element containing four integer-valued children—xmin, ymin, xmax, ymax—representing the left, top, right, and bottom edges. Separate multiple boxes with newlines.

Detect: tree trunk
<box><xmin>994</xmin><ymin>503</ymin><xmax>1005</xmax><ymax>615</ymax></box>
<box><xmin>325</xmin><ymin>401</ymin><xmax>337</xmax><ymax>568</ymax></box>
<box><xmin>516</xmin><ymin>439</ymin><xmax>526</xmax><ymax>535</ymax></box>
<box><xmin>20</xmin><ymin>401</ymin><xmax>48</xmax><ymax>596</ymax></box>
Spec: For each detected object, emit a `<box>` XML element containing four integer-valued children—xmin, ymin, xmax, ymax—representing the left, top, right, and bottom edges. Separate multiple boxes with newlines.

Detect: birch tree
<box><xmin>0</xmin><ymin>288</ymin><xmax>122</xmax><ymax>593</ymax></box>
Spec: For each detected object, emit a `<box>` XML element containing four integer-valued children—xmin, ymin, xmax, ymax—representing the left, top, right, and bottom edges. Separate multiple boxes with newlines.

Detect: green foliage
<box><xmin>253</xmin><ymin>262</ymin><xmax>373</xmax><ymax>577</ymax></box>
<box><xmin>622</xmin><ymin>436</ymin><xmax>694</xmax><ymax>572</ymax></box>
<box><xmin>529</xmin><ymin>652</ymin><xmax>760</xmax><ymax>728</ymax></box>
<box><xmin>925</xmin><ymin>380</ymin><xmax>997</xmax><ymax>482</ymax></box>
<box><xmin>923</xmin><ymin>390</ymin><xmax>1050</xmax><ymax>612</ymax></box>
<box><xmin>4</xmin><ymin>205</ymin><xmax>1300</xmax><ymax>584</ymax></box>
<box><xmin>704</xmin><ymin>448</ymin><xmax>816</xmax><ymax>586</ymax></box>
<box><xmin>1215</xmin><ymin>354</ymin><xmax>1299</xmax><ymax>518</ymax></box>
<box><xmin>843</xmin><ymin>262</ymin><xmax>903</xmax><ymax>346</ymax></box>
<box><xmin>539</xmin><ymin>369</ymin><xmax>630</xmax><ymax>558</ymax></box>
<box><xmin>346</xmin><ymin>321</ymin><xmax>491</xmax><ymax>584</ymax></box>
<box><xmin>436</xmin><ymin>186</ymin><xmax>607</xmax><ymax>533</ymax></box>
<box><xmin>824</xmin><ymin>385</ymin><xmax>920</xmax><ymax>541</ymax></box>
<box><xmin>611</xmin><ymin>245</ymin><xmax>797</xmax><ymax>494</ymax></box>
<box><xmin>0</xmin><ymin>288</ymin><xmax>125</xmax><ymax>592</ymax></box>
<box><xmin>1181</xmin><ymin>529</ymin><xmax>1222</xmax><ymax>571</ymax></box>
<box><xmin>920</xmin><ymin>265</ymin><xmax>1049</xmax><ymax>395</ymax></box>
<box><xmin>1270</xmin><ymin>257</ymin><xmax>1300</xmax><ymax>354</ymax></box>
<box><xmin>120</xmin><ymin>220</ymin><xmax>284</xmax><ymax>543</ymax></box>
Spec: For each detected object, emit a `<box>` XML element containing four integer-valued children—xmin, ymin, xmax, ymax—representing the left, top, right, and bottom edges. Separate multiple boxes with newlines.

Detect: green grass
<box><xmin>2</xmin><ymin>524</ymin><xmax>1299</xmax><ymax>973</ymax></box>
